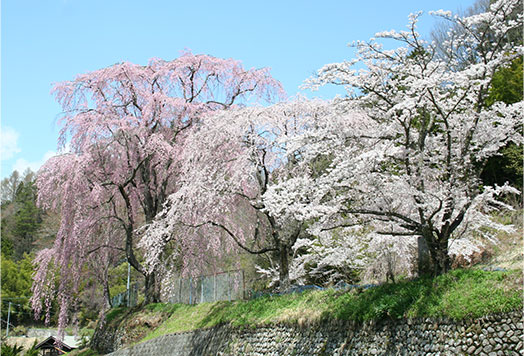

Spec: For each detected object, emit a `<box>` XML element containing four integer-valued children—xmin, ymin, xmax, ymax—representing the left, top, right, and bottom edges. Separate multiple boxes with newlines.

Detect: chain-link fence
<box><xmin>164</xmin><ymin>270</ymin><xmax>245</xmax><ymax>305</ymax></box>
<box><xmin>111</xmin><ymin>283</ymin><xmax>138</xmax><ymax>308</ymax></box>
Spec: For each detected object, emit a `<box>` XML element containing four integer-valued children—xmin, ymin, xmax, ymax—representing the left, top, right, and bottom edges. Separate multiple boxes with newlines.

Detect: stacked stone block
<box><xmin>106</xmin><ymin>310</ymin><xmax>523</xmax><ymax>356</ymax></box>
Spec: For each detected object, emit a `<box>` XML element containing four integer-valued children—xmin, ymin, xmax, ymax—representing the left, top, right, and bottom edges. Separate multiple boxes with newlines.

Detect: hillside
<box><xmin>67</xmin><ymin>226</ymin><xmax>523</xmax><ymax>356</ymax></box>
<box><xmin>82</xmin><ymin>270</ymin><xmax>521</xmax><ymax>355</ymax></box>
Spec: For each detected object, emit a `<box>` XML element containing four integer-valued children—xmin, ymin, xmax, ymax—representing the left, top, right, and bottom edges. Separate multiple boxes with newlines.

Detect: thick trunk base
<box><xmin>418</xmin><ymin>235</ymin><xmax>450</xmax><ymax>277</ymax></box>
<box><xmin>417</xmin><ymin>236</ymin><xmax>432</xmax><ymax>276</ymax></box>
<box><xmin>278</xmin><ymin>245</ymin><xmax>290</xmax><ymax>291</ymax></box>
<box><xmin>144</xmin><ymin>272</ymin><xmax>160</xmax><ymax>304</ymax></box>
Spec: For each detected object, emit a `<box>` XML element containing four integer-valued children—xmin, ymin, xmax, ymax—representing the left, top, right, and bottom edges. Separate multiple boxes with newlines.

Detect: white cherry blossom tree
<box><xmin>297</xmin><ymin>0</ymin><xmax>522</xmax><ymax>276</ymax></box>
<box><xmin>141</xmin><ymin>98</ymin><xmax>335</xmax><ymax>289</ymax></box>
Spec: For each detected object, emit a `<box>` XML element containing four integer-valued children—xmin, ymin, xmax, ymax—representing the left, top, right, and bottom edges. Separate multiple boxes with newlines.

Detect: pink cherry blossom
<box><xmin>32</xmin><ymin>51</ymin><xmax>283</xmax><ymax>335</ymax></box>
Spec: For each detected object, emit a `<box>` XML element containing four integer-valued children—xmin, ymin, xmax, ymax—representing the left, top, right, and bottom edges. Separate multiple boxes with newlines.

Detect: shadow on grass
<box><xmin>325</xmin><ymin>268</ymin><xmax>521</xmax><ymax>322</ymax></box>
<box><xmin>325</xmin><ymin>276</ymin><xmax>440</xmax><ymax>322</ymax></box>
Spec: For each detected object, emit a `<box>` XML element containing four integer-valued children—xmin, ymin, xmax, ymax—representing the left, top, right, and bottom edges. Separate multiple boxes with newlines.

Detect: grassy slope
<box><xmin>141</xmin><ymin>268</ymin><xmax>522</xmax><ymax>343</ymax></box>
<box><xmin>71</xmin><ymin>227</ymin><xmax>522</xmax><ymax>355</ymax></box>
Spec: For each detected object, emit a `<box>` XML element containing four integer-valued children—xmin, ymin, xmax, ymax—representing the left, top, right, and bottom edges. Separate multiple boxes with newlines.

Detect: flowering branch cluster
<box><xmin>32</xmin><ymin>51</ymin><xmax>283</xmax><ymax>333</ymax></box>
<box><xmin>144</xmin><ymin>0</ymin><xmax>522</xmax><ymax>286</ymax></box>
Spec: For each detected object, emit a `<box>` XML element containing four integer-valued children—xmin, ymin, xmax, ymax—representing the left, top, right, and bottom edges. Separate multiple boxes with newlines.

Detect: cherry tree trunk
<box><xmin>418</xmin><ymin>233</ymin><xmax>451</xmax><ymax>277</ymax></box>
<box><xmin>417</xmin><ymin>235</ymin><xmax>432</xmax><ymax>276</ymax></box>
<box><xmin>144</xmin><ymin>271</ymin><xmax>160</xmax><ymax>304</ymax></box>
<box><xmin>103</xmin><ymin>282</ymin><xmax>112</xmax><ymax>309</ymax></box>
<box><xmin>278</xmin><ymin>244</ymin><xmax>291</xmax><ymax>290</ymax></box>
<box><xmin>431</xmin><ymin>238</ymin><xmax>451</xmax><ymax>276</ymax></box>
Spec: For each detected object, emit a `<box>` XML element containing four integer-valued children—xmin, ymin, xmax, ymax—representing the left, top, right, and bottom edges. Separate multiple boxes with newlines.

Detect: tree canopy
<box><xmin>141</xmin><ymin>98</ymin><xmax>335</xmax><ymax>288</ymax></box>
<box><xmin>144</xmin><ymin>0</ymin><xmax>522</xmax><ymax>283</ymax></box>
<box><xmin>31</xmin><ymin>51</ymin><xmax>284</xmax><ymax>333</ymax></box>
<box><xmin>30</xmin><ymin>0</ymin><xmax>522</xmax><ymax>337</ymax></box>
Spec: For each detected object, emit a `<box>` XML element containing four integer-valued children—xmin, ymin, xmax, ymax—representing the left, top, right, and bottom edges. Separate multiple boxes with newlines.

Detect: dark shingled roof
<box><xmin>34</xmin><ymin>335</ymin><xmax>76</xmax><ymax>354</ymax></box>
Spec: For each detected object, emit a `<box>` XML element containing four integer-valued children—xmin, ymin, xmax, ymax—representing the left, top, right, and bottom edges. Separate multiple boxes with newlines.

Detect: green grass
<box><xmin>104</xmin><ymin>307</ymin><xmax>127</xmax><ymax>323</ymax></box>
<box><xmin>136</xmin><ymin>268</ymin><xmax>522</xmax><ymax>343</ymax></box>
<box><xmin>329</xmin><ymin>269</ymin><xmax>522</xmax><ymax>321</ymax></box>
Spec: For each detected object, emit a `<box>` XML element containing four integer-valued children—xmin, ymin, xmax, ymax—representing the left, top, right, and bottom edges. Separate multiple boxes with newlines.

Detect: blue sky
<box><xmin>1</xmin><ymin>0</ymin><xmax>475</xmax><ymax>178</ymax></box>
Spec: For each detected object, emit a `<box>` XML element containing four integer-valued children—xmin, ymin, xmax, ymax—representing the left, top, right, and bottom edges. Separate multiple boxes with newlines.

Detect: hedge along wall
<box><xmin>106</xmin><ymin>310</ymin><xmax>523</xmax><ymax>356</ymax></box>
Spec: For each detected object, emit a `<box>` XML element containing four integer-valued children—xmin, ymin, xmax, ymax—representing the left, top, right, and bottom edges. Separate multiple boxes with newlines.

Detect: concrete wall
<box><xmin>107</xmin><ymin>310</ymin><xmax>523</xmax><ymax>356</ymax></box>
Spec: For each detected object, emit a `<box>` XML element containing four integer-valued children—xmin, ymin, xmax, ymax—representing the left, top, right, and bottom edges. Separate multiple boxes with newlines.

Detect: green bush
<box><xmin>24</xmin><ymin>341</ymin><xmax>39</xmax><ymax>356</ymax></box>
<box><xmin>11</xmin><ymin>325</ymin><xmax>27</xmax><ymax>336</ymax></box>
<box><xmin>0</xmin><ymin>343</ymin><xmax>24</xmax><ymax>356</ymax></box>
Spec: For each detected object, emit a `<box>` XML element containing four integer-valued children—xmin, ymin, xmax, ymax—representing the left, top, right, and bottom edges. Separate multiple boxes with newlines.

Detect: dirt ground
<box><xmin>483</xmin><ymin>227</ymin><xmax>523</xmax><ymax>271</ymax></box>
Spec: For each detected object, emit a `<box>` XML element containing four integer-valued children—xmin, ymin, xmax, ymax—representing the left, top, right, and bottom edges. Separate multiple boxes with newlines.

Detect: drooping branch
<box><xmin>85</xmin><ymin>244</ymin><xmax>125</xmax><ymax>256</ymax></box>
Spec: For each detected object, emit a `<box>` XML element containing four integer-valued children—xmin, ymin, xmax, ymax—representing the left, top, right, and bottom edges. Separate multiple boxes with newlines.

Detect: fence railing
<box><xmin>111</xmin><ymin>283</ymin><xmax>138</xmax><ymax>308</ymax></box>
<box><xmin>164</xmin><ymin>270</ymin><xmax>245</xmax><ymax>305</ymax></box>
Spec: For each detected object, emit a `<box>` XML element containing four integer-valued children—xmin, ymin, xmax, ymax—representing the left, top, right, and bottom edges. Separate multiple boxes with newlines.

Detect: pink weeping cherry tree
<box><xmin>31</xmin><ymin>51</ymin><xmax>284</xmax><ymax>332</ymax></box>
<box><xmin>296</xmin><ymin>0</ymin><xmax>522</xmax><ymax>276</ymax></box>
<box><xmin>140</xmin><ymin>98</ymin><xmax>336</xmax><ymax>289</ymax></box>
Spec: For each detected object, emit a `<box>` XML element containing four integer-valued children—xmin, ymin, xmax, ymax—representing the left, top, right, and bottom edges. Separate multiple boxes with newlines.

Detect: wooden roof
<box><xmin>34</xmin><ymin>335</ymin><xmax>76</xmax><ymax>352</ymax></box>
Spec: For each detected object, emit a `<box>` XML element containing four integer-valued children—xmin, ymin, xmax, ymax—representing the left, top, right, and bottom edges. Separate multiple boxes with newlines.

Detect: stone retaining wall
<box><xmin>107</xmin><ymin>310</ymin><xmax>523</xmax><ymax>355</ymax></box>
